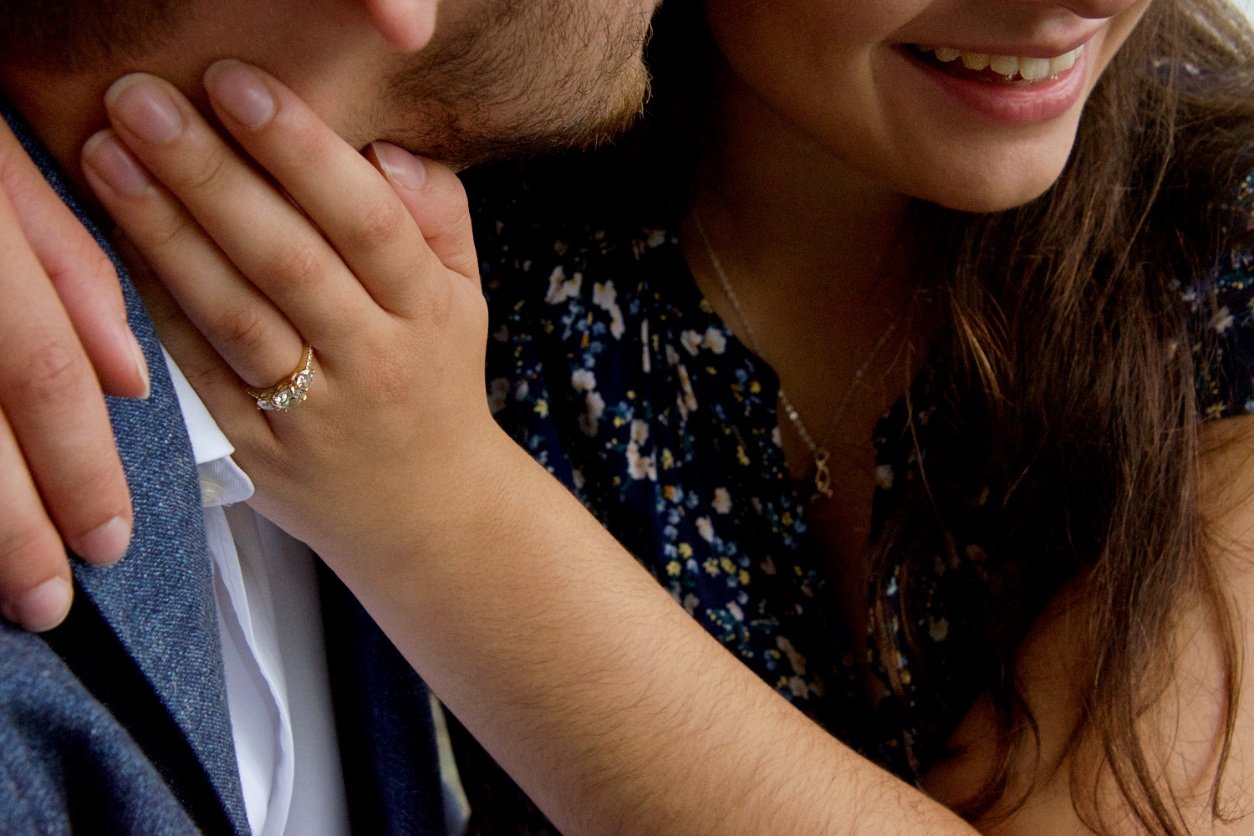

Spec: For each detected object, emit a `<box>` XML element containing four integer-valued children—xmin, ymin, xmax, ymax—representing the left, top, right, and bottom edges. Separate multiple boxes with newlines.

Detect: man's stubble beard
<box><xmin>378</xmin><ymin>0</ymin><xmax>654</xmax><ymax>169</ymax></box>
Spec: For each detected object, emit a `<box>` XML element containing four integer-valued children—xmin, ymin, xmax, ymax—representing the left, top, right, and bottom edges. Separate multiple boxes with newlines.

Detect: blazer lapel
<box><xmin>3</xmin><ymin>103</ymin><xmax>249</xmax><ymax>834</ymax></box>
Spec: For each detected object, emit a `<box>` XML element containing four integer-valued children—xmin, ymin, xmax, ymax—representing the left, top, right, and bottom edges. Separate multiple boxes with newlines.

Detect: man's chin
<box><xmin>492</xmin><ymin>71</ymin><xmax>650</xmax><ymax>161</ymax></box>
<box><xmin>394</xmin><ymin>70</ymin><xmax>650</xmax><ymax>171</ymax></box>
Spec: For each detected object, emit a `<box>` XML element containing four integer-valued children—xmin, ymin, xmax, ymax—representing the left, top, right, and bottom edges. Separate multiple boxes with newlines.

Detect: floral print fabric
<box><xmin>459</xmin><ymin>173</ymin><xmax>1253</xmax><ymax>823</ymax></box>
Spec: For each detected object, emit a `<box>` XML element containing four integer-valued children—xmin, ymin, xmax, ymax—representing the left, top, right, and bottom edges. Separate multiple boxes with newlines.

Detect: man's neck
<box><xmin>2</xmin><ymin>68</ymin><xmax>125</xmax><ymax>204</ymax></box>
<box><xmin>0</xmin><ymin>0</ymin><xmax>380</xmax><ymax>201</ymax></box>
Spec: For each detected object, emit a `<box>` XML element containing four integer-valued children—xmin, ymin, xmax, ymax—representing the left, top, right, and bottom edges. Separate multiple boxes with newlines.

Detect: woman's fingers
<box><xmin>202</xmin><ymin>61</ymin><xmax>449</xmax><ymax>307</ymax></box>
<box><xmin>128</xmin><ymin>257</ymin><xmax>276</xmax><ymax>455</ymax></box>
<box><xmin>96</xmin><ymin>72</ymin><xmax>370</xmax><ymax>364</ymax></box>
<box><xmin>81</xmin><ymin>129</ymin><xmax>306</xmax><ymax>389</ymax></box>
<box><xmin>367</xmin><ymin>143</ymin><xmax>480</xmax><ymax>283</ymax></box>
<box><xmin>88</xmin><ymin>65</ymin><xmax>476</xmax><ymax>407</ymax></box>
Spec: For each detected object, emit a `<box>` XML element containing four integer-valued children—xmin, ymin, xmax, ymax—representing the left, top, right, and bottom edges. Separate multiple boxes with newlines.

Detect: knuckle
<box><xmin>67</xmin><ymin>452</ymin><xmax>128</xmax><ymax>513</ymax></box>
<box><xmin>261</xmin><ymin>240</ymin><xmax>325</xmax><ymax>294</ymax></box>
<box><xmin>177</xmin><ymin>150</ymin><xmax>232</xmax><ymax>197</ymax></box>
<box><xmin>81</xmin><ymin>246</ymin><xmax>120</xmax><ymax>287</ymax></box>
<box><xmin>345</xmin><ymin>195</ymin><xmax>408</xmax><ymax>252</ymax></box>
<box><xmin>7</xmin><ymin>339</ymin><xmax>88</xmax><ymax>404</ymax></box>
<box><xmin>33</xmin><ymin>442</ymin><xmax>126</xmax><ymax>513</ymax></box>
<box><xmin>127</xmin><ymin>209</ymin><xmax>195</xmax><ymax>259</ymax></box>
<box><xmin>46</xmin><ymin>245</ymin><xmax>120</xmax><ymax>296</ymax></box>
<box><xmin>214</xmin><ymin>302</ymin><xmax>274</xmax><ymax>358</ymax></box>
<box><xmin>0</xmin><ymin>524</ymin><xmax>62</xmax><ymax>595</ymax></box>
<box><xmin>143</xmin><ymin>216</ymin><xmax>189</xmax><ymax>253</ymax></box>
<box><xmin>179</xmin><ymin>361</ymin><xmax>222</xmax><ymax>397</ymax></box>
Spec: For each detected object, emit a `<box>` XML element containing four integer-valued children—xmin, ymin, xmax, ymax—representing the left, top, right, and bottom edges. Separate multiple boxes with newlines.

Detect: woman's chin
<box><xmin>880</xmin><ymin>130</ymin><xmax>1075</xmax><ymax>215</ymax></box>
<box><xmin>914</xmin><ymin>166</ymin><xmax>1066</xmax><ymax>215</ymax></box>
<box><xmin>935</xmin><ymin>185</ymin><xmax>1055</xmax><ymax>215</ymax></box>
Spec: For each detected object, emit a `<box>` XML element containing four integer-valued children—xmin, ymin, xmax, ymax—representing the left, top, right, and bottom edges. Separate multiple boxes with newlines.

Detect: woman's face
<box><xmin>704</xmin><ymin>0</ymin><xmax>1153</xmax><ymax>212</ymax></box>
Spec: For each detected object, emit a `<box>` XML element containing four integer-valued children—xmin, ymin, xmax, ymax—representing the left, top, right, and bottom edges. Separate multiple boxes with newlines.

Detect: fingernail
<box><xmin>128</xmin><ymin>331</ymin><xmax>151</xmax><ymax>400</ymax></box>
<box><xmin>2</xmin><ymin>577</ymin><xmax>72</xmax><ymax>633</ymax></box>
<box><xmin>82</xmin><ymin>131</ymin><xmax>151</xmax><ymax>196</ymax></box>
<box><xmin>372</xmin><ymin>142</ymin><xmax>427</xmax><ymax>190</ymax></box>
<box><xmin>75</xmin><ymin>516</ymin><xmax>131</xmax><ymax>565</ymax></box>
<box><xmin>107</xmin><ymin>75</ymin><xmax>185</xmax><ymax>144</ymax></box>
<box><xmin>206</xmin><ymin>61</ymin><xmax>276</xmax><ymax>129</ymax></box>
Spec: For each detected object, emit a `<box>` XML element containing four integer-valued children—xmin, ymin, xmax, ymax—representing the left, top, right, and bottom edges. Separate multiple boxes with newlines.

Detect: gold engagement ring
<box><xmin>245</xmin><ymin>345</ymin><xmax>316</xmax><ymax>412</ymax></box>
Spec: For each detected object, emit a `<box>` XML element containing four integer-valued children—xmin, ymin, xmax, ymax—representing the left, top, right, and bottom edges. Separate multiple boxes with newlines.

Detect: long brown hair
<box><xmin>886</xmin><ymin>2</ymin><xmax>1254</xmax><ymax>830</ymax></box>
<box><xmin>622</xmin><ymin>0</ymin><xmax>1254</xmax><ymax>831</ymax></box>
<box><xmin>902</xmin><ymin>1</ymin><xmax>1254</xmax><ymax>832</ymax></box>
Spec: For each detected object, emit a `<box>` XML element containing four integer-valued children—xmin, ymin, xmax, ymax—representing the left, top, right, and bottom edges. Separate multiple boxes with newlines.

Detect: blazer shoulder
<box><xmin>0</xmin><ymin>623</ymin><xmax>199</xmax><ymax>834</ymax></box>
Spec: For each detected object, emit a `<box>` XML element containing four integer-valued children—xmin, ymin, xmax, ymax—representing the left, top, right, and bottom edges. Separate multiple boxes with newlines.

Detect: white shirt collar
<box><xmin>162</xmin><ymin>348</ymin><xmax>254</xmax><ymax>507</ymax></box>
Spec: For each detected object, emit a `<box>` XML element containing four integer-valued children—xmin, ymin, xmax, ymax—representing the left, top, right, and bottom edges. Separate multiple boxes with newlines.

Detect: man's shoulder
<box><xmin>0</xmin><ymin>622</ymin><xmax>201</xmax><ymax>834</ymax></box>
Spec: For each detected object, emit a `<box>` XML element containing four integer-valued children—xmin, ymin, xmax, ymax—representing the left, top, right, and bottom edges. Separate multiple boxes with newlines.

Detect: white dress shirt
<box><xmin>166</xmin><ymin>352</ymin><xmax>350</xmax><ymax>836</ymax></box>
<box><xmin>166</xmin><ymin>352</ymin><xmax>470</xmax><ymax>836</ymax></box>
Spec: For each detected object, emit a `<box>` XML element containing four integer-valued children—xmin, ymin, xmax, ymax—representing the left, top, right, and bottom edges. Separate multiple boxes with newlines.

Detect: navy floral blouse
<box><xmin>453</xmin><ymin>173</ymin><xmax>1254</xmax><ymax>829</ymax></box>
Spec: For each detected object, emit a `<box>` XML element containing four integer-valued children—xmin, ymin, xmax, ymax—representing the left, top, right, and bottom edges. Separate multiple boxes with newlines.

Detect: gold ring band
<box><xmin>245</xmin><ymin>345</ymin><xmax>316</xmax><ymax>412</ymax></box>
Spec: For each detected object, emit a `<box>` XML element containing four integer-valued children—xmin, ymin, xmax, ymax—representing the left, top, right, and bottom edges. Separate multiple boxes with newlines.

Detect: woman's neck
<box><xmin>681</xmin><ymin>69</ymin><xmax>935</xmax><ymax>603</ymax></box>
<box><xmin>688</xmin><ymin>67</ymin><xmax>912</xmax><ymax>305</ymax></box>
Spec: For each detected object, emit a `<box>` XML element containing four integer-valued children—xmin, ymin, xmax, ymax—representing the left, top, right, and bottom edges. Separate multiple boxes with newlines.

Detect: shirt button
<box><xmin>199</xmin><ymin>478</ymin><xmax>225</xmax><ymax>507</ymax></box>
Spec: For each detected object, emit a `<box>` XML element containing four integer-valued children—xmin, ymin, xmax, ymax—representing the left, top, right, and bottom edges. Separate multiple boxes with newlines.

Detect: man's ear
<box><xmin>362</xmin><ymin>0</ymin><xmax>439</xmax><ymax>52</ymax></box>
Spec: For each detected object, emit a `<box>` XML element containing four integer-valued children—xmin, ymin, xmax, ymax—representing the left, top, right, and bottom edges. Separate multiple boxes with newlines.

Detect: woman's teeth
<box><xmin>927</xmin><ymin>44</ymin><xmax>1083</xmax><ymax>82</ymax></box>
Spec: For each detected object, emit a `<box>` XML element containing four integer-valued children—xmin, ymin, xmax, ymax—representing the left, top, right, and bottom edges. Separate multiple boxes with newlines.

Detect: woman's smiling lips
<box><xmin>916</xmin><ymin>43</ymin><xmax>1084</xmax><ymax>81</ymax></box>
<box><xmin>896</xmin><ymin>38</ymin><xmax>1094</xmax><ymax>125</ymax></box>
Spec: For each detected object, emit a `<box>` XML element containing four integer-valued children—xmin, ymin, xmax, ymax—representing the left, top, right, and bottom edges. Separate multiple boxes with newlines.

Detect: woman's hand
<box><xmin>80</xmin><ymin>61</ymin><xmax>497</xmax><ymax>572</ymax></box>
<box><xmin>0</xmin><ymin>118</ymin><xmax>147</xmax><ymax>632</ymax></box>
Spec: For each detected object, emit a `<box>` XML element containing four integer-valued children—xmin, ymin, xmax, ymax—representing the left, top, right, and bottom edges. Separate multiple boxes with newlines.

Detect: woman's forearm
<box><xmin>327</xmin><ymin>432</ymin><xmax>975</xmax><ymax>835</ymax></box>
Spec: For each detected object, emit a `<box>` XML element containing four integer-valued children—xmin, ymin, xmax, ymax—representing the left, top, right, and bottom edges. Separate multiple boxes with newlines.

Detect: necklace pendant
<box><xmin>812</xmin><ymin>447</ymin><xmax>834</xmax><ymax>500</ymax></box>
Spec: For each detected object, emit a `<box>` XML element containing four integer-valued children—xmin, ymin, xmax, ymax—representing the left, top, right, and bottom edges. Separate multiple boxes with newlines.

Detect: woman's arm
<box><xmin>0</xmin><ymin>117</ymin><xmax>145</xmax><ymax>631</ymax></box>
<box><xmin>86</xmin><ymin>62</ymin><xmax>976</xmax><ymax>835</ymax></box>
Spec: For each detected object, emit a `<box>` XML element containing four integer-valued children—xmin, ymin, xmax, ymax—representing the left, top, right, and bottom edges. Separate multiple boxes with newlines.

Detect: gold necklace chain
<box><xmin>693</xmin><ymin>212</ymin><xmax>898</xmax><ymax>501</ymax></box>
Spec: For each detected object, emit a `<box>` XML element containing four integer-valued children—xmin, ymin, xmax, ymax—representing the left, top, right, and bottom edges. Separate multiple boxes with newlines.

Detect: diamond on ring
<box><xmin>246</xmin><ymin>345</ymin><xmax>316</xmax><ymax>412</ymax></box>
